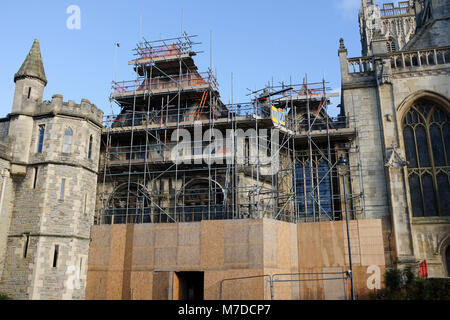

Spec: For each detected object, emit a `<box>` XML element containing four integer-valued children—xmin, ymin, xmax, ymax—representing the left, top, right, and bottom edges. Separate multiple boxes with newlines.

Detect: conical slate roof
<box><xmin>14</xmin><ymin>39</ymin><xmax>47</xmax><ymax>85</ymax></box>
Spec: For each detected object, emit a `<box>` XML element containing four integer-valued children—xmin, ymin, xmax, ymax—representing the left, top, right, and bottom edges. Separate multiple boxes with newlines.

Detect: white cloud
<box><xmin>335</xmin><ymin>0</ymin><xmax>361</xmax><ymax>19</ymax></box>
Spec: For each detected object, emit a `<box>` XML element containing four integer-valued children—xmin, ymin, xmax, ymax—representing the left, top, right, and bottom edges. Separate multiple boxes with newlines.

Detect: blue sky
<box><xmin>0</xmin><ymin>0</ymin><xmax>377</xmax><ymax>118</ymax></box>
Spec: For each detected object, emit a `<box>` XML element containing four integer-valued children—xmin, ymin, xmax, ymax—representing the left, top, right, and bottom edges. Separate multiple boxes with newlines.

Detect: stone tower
<box><xmin>359</xmin><ymin>0</ymin><xmax>416</xmax><ymax>56</ymax></box>
<box><xmin>406</xmin><ymin>0</ymin><xmax>450</xmax><ymax>49</ymax></box>
<box><xmin>0</xmin><ymin>39</ymin><xmax>103</xmax><ymax>299</ymax></box>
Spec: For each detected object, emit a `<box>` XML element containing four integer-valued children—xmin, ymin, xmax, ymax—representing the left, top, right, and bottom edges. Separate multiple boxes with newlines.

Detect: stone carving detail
<box><xmin>376</xmin><ymin>59</ymin><xmax>392</xmax><ymax>84</ymax></box>
<box><xmin>385</xmin><ymin>145</ymin><xmax>408</xmax><ymax>169</ymax></box>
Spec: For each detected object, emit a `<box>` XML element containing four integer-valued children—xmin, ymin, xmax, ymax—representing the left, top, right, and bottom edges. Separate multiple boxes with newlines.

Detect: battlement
<box><xmin>10</xmin><ymin>94</ymin><xmax>104</xmax><ymax>127</ymax></box>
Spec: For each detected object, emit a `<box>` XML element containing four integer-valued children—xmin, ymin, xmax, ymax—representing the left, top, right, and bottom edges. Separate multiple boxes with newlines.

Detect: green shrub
<box><xmin>0</xmin><ymin>293</ymin><xmax>11</xmax><ymax>300</ymax></box>
<box><xmin>371</xmin><ymin>267</ymin><xmax>450</xmax><ymax>300</ymax></box>
<box><xmin>385</xmin><ymin>268</ymin><xmax>403</xmax><ymax>293</ymax></box>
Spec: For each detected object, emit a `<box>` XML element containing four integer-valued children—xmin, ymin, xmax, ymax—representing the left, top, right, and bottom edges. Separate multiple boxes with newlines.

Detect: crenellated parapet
<box><xmin>10</xmin><ymin>94</ymin><xmax>104</xmax><ymax>127</ymax></box>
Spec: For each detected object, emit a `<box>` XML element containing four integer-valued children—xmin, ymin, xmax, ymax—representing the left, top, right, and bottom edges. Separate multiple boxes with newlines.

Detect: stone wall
<box><xmin>341</xmin><ymin>24</ymin><xmax>450</xmax><ymax>272</ymax></box>
<box><xmin>0</xmin><ymin>160</ymin><xmax>13</xmax><ymax>281</ymax></box>
<box><xmin>0</xmin><ymin>162</ymin><xmax>98</xmax><ymax>299</ymax></box>
<box><xmin>0</xmin><ymin>110</ymin><xmax>101</xmax><ymax>299</ymax></box>
<box><xmin>29</xmin><ymin>116</ymin><xmax>101</xmax><ymax>173</ymax></box>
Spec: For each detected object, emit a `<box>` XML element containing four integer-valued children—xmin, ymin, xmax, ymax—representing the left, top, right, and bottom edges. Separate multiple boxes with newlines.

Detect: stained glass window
<box><xmin>403</xmin><ymin>100</ymin><xmax>449</xmax><ymax>217</ymax></box>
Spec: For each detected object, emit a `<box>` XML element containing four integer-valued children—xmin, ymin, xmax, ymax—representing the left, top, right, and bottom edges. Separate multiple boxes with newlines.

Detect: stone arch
<box><xmin>105</xmin><ymin>182</ymin><xmax>151</xmax><ymax>224</ymax></box>
<box><xmin>437</xmin><ymin>234</ymin><xmax>450</xmax><ymax>277</ymax></box>
<box><xmin>177</xmin><ymin>178</ymin><xmax>226</xmax><ymax>222</ymax></box>
<box><xmin>396</xmin><ymin>90</ymin><xmax>450</xmax><ymax>123</ymax></box>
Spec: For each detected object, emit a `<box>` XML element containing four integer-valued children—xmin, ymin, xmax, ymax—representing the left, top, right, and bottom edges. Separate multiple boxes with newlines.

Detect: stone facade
<box><xmin>342</xmin><ymin>0</ymin><xmax>450</xmax><ymax>276</ymax></box>
<box><xmin>0</xmin><ymin>39</ymin><xmax>103</xmax><ymax>299</ymax></box>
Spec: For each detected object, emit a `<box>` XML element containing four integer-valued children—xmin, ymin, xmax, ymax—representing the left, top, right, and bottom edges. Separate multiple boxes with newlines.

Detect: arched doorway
<box><xmin>178</xmin><ymin>179</ymin><xmax>225</xmax><ymax>222</ymax></box>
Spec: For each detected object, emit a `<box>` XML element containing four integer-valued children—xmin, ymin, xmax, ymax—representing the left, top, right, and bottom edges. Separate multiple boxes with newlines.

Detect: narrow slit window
<box><xmin>79</xmin><ymin>257</ymin><xmax>83</xmax><ymax>273</ymax></box>
<box><xmin>37</xmin><ymin>125</ymin><xmax>45</xmax><ymax>153</ymax></box>
<box><xmin>23</xmin><ymin>234</ymin><xmax>30</xmax><ymax>258</ymax></box>
<box><xmin>27</xmin><ymin>87</ymin><xmax>31</xmax><ymax>99</ymax></box>
<box><xmin>52</xmin><ymin>245</ymin><xmax>59</xmax><ymax>268</ymax></box>
<box><xmin>59</xmin><ymin>178</ymin><xmax>66</xmax><ymax>200</ymax></box>
<box><xmin>33</xmin><ymin>168</ymin><xmax>38</xmax><ymax>189</ymax></box>
<box><xmin>84</xmin><ymin>193</ymin><xmax>88</xmax><ymax>215</ymax></box>
<box><xmin>88</xmin><ymin>135</ymin><xmax>93</xmax><ymax>159</ymax></box>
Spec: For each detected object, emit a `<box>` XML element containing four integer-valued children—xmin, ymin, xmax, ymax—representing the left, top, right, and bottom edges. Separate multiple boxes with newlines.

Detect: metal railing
<box><xmin>103</xmin><ymin>107</ymin><xmax>350</xmax><ymax>133</ymax></box>
<box><xmin>134</xmin><ymin>33</ymin><xmax>199</xmax><ymax>60</ymax></box>
<box><xmin>218</xmin><ymin>271</ymin><xmax>350</xmax><ymax>300</ymax></box>
<box><xmin>112</xmin><ymin>71</ymin><xmax>218</xmax><ymax>95</ymax></box>
<box><xmin>270</xmin><ymin>271</ymin><xmax>350</xmax><ymax>300</ymax></box>
<box><xmin>104</xmin><ymin>140</ymin><xmax>233</xmax><ymax>166</ymax></box>
<box><xmin>102</xmin><ymin>205</ymin><xmax>228</xmax><ymax>225</ymax></box>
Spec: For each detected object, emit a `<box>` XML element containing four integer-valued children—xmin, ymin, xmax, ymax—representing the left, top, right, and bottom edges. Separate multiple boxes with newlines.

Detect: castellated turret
<box><xmin>0</xmin><ymin>39</ymin><xmax>103</xmax><ymax>300</ymax></box>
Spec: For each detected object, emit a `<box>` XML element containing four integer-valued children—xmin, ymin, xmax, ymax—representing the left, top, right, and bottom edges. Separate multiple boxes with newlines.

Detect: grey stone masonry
<box><xmin>339</xmin><ymin>0</ymin><xmax>450</xmax><ymax>274</ymax></box>
<box><xmin>14</xmin><ymin>39</ymin><xmax>47</xmax><ymax>85</ymax></box>
<box><xmin>0</xmin><ymin>39</ymin><xmax>103</xmax><ymax>299</ymax></box>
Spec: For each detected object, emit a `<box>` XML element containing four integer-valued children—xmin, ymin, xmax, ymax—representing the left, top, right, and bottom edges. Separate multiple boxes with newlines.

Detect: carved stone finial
<box><xmin>338</xmin><ymin>38</ymin><xmax>347</xmax><ymax>54</ymax></box>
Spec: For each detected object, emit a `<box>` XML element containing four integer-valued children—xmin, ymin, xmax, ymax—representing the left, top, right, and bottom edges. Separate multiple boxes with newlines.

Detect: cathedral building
<box><xmin>341</xmin><ymin>0</ymin><xmax>450</xmax><ymax>276</ymax></box>
<box><xmin>0</xmin><ymin>0</ymin><xmax>448</xmax><ymax>300</ymax></box>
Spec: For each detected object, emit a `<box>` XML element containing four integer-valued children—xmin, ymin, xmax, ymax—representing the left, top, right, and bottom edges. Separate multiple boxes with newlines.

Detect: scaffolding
<box><xmin>96</xmin><ymin>33</ymin><xmax>366</xmax><ymax>225</ymax></box>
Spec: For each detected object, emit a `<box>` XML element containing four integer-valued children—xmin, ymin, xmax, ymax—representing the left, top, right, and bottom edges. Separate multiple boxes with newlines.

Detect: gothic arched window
<box><xmin>403</xmin><ymin>99</ymin><xmax>450</xmax><ymax>217</ymax></box>
<box><xmin>386</xmin><ymin>37</ymin><xmax>396</xmax><ymax>52</ymax></box>
<box><xmin>62</xmin><ymin>128</ymin><xmax>73</xmax><ymax>153</ymax></box>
